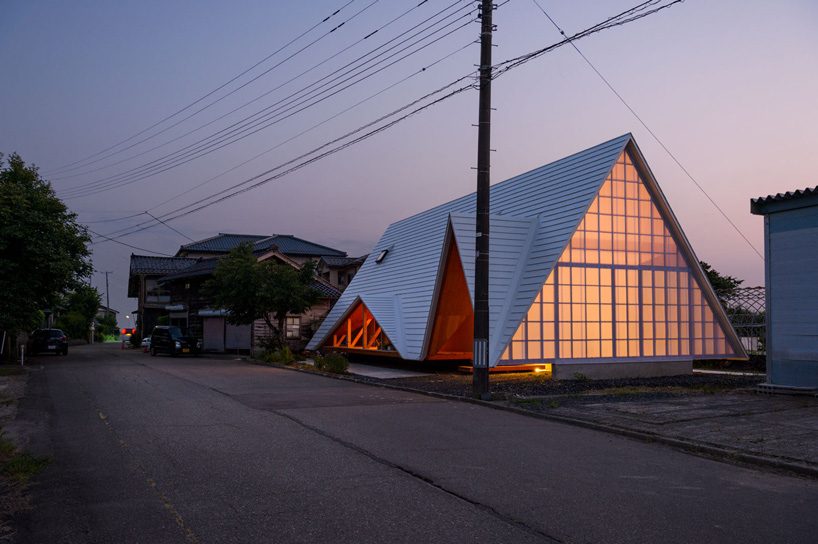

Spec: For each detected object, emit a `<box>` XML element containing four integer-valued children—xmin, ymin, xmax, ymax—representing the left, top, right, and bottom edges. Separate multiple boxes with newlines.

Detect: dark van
<box><xmin>149</xmin><ymin>326</ymin><xmax>201</xmax><ymax>357</ymax></box>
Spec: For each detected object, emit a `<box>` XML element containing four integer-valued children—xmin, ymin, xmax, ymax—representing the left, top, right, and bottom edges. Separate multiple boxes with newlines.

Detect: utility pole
<box><xmin>103</xmin><ymin>271</ymin><xmax>112</xmax><ymax>317</ymax></box>
<box><xmin>473</xmin><ymin>0</ymin><xmax>494</xmax><ymax>399</ymax></box>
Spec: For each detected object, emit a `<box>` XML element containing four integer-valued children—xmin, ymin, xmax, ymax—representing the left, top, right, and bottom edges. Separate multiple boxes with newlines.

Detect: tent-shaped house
<box><xmin>307</xmin><ymin>134</ymin><xmax>747</xmax><ymax>378</ymax></box>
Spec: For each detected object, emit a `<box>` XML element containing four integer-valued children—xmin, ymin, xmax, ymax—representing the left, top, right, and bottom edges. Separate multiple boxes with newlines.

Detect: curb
<box><xmin>252</xmin><ymin>359</ymin><xmax>818</xmax><ymax>480</ymax></box>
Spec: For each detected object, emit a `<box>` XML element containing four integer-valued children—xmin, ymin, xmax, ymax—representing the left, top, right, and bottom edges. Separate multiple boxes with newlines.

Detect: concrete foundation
<box><xmin>553</xmin><ymin>360</ymin><xmax>692</xmax><ymax>380</ymax></box>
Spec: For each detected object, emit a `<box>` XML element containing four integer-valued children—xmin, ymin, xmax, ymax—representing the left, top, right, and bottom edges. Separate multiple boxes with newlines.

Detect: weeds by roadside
<box><xmin>1</xmin><ymin>431</ymin><xmax>49</xmax><ymax>484</ymax></box>
<box><xmin>260</xmin><ymin>346</ymin><xmax>296</xmax><ymax>365</ymax></box>
<box><xmin>313</xmin><ymin>353</ymin><xmax>349</xmax><ymax>374</ymax></box>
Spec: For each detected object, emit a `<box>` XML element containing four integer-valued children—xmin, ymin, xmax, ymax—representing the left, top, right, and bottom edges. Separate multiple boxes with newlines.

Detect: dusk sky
<box><xmin>2</xmin><ymin>0</ymin><xmax>816</xmax><ymax>323</ymax></box>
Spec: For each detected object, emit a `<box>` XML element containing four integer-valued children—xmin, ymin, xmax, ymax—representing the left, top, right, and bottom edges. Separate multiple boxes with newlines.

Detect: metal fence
<box><xmin>715</xmin><ymin>286</ymin><xmax>766</xmax><ymax>356</ymax></box>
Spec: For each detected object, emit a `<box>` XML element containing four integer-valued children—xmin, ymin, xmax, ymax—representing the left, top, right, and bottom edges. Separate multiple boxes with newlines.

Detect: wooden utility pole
<box><xmin>473</xmin><ymin>0</ymin><xmax>494</xmax><ymax>399</ymax></box>
<box><xmin>104</xmin><ymin>271</ymin><xmax>111</xmax><ymax>317</ymax></box>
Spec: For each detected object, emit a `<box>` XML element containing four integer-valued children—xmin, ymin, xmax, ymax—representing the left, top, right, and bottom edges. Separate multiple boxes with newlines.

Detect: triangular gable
<box><xmin>425</xmin><ymin>228</ymin><xmax>473</xmax><ymax>360</ymax></box>
<box><xmin>499</xmin><ymin>145</ymin><xmax>746</xmax><ymax>362</ymax></box>
<box><xmin>326</xmin><ymin>299</ymin><xmax>395</xmax><ymax>352</ymax></box>
<box><xmin>448</xmin><ymin>213</ymin><xmax>539</xmax><ymax>362</ymax></box>
<box><xmin>307</xmin><ymin>134</ymin><xmax>634</xmax><ymax>359</ymax></box>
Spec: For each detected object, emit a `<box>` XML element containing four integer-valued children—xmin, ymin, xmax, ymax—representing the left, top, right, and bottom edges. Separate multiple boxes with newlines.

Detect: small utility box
<box><xmin>751</xmin><ymin>186</ymin><xmax>818</xmax><ymax>390</ymax></box>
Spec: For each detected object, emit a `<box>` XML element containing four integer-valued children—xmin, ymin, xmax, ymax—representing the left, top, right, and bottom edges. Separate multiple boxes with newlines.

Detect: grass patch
<box><xmin>1</xmin><ymin>453</ymin><xmax>50</xmax><ymax>483</ymax></box>
<box><xmin>0</xmin><ymin>367</ymin><xmax>25</xmax><ymax>377</ymax></box>
<box><xmin>0</xmin><ymin>434</ymin><xmax>15</xmax><ymax>457</ymax></box>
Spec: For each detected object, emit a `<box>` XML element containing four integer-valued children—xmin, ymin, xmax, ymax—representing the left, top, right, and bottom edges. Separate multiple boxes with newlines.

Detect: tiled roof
<box><xmin>253</xmin><ymin>235</ymin><xmax>346</xmax><ymax>257</ymax></box>
<box><xmin>319</xmin><ymin>255</ymin><xmax>366</xmax><ymax>268</ymax></box>
<box><xmin>159</xmin><ymin>258</ymin><xmax>218</xmax><ymax>281</ymax></box>
<box><xmin>311</xmin><ymin>280</ymin><xmax>342</xmax><ymax>299</ymax></box>
<box><xmin>179</xmin><ymin>233</ymin><xmax>269</xmax><ymax>253</ymax></box>
<box><xmin>751</xmin><ymin>186</ymin><xmax>818</xmax><ymax>214</ymax></box>
<box><xmin>130</xmin><ymin>255</ymin><xmax>197</xmax><ymax>275</ymax></box>
<box><xmin>177</xmin><ymin>232</ymin><xmax>346</xmax><ymax>258</ymax></box>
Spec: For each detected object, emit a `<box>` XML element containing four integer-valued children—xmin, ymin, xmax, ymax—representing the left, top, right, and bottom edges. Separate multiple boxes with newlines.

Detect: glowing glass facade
<box><xmin>501</xmin><ymin>151</ymin><xmax>738</xmax><ymax>363</ymax></box>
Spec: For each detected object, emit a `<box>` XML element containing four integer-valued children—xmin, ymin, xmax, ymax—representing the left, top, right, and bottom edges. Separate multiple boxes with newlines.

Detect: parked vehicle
<box><xmin>30</xmin><ymin>329</ymin><xmax>69</xmax><ymax>356</ymax></box>
<box><xmin>141</xmin><ymin>336</ymin><xmax>151</xmax><ymax>350</ymax></box>
<box><xmin>149</xmin><ymin>326</ymin><xmax>201</xmax><ymax>357</ymax></box>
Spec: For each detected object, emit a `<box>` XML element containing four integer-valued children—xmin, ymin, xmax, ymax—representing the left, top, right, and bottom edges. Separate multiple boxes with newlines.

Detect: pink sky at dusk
<box><xmin>2</xmin><ymin>0</ymin><xmax>816</xmax><ymax>319</ymax></box>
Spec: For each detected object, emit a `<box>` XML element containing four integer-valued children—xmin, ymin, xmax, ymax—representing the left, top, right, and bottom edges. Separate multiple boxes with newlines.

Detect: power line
<box><xmin>60</xmin><ymin>2</ymin><xmax>476</xmax><ymax>198</ymax></box>
<box><xmin>92</xmin><ymin>0</ymin><xmax>682</xmax><ymax>246</ymax></box>
<box><xmin>144</xmin><ymin>211</ymin><xmax>195</xmax><ymax>242</ymax></box>
<box><xmin>148</xmin><ymin>41</ymin><xmax>478</xmax><ymax>218</ymax></box>
<box><xmin>46</xmin><ymin>0</ymin><xmax>360</xmax><ymax>176</ymax></box>
<box><xmin>53</xmin><ymin>1</ymin><xmax>438</xmax><ymax>185</ymax></box>
<box><xmin>87</xmin><ymin>227</ymin><xmax>172</xmax><ymax>256</ymax></box>
<box><xmin>81</xmin><ymin>211</ymin><xmax>148</xmax><ymax>224</ymax></box>
<box><xmin>94</xmin><ymin>72</ymin><xmax>479</xmax><ymax>242</ymax></box>
<box><xmin>529</xmin><ymin>0</ymin><xmax>762</xmax><ymax>260</ymax></box>
<box><xmin>86</xmin><ymin>38</ymin><xmax>477</xmax><ymax>228</ymax></box>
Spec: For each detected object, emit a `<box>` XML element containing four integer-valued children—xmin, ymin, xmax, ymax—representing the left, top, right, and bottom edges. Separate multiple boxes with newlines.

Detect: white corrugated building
<box><xmin>307</xmin><ymin>134</ymin><xmax>746</xmax><ymax>378</ymax></box>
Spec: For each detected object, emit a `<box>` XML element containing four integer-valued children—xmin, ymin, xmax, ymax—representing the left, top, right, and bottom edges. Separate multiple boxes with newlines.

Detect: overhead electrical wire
<box><xmin>146</xmin><ymin>40</ymin><xmax>478</xmax><ymax>218</ymax></box>
<box><xmin>144</xmin><ymin>211</ymin><xmax>195</xmax><ymax>242</ymax></box>
<box><xmin>60</xmin><ymin>1</ymin><xmax>475</xmax><ymax>198</ymax></box>
<box><xmin>87</xmin><ymin>227</ymin><xmax>173</xmax><ymax>256</ymax></box>
<box><xmin>84</xmin><ymin>38</ymin><xmax>477</xmax><ymax>232</ymax></box>
<box><xmin>54</xmin><ymin>0</ymin><xmax>437</xmax><ymax>185</ymax></box>
<box><xmin>92</xmin><ymin>0</ymin><xmax>685</xmax><ymax>246</ymax></box>
<box><xmin>96</xmin><ymin>66</ymin><xmax>481</xmax><ymax>240</ymax></box>
<box><xmin>529</xmin><ymin>0</ymin><xmax>762</xmax><ymax>260</ymax></box>
<box><xmin>46</xmin><ymin>0</ymin><xmax>361</xmax><ymax>177</ymax></box>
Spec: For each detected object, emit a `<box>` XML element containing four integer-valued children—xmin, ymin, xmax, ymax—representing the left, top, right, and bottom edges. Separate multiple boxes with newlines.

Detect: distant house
<box><xmin>751</xmin><ymin>186</ymin><xmax>818</xmax><ymax>390</ymax></box>
<box><xmin>128</xmin><ymin>233</ymin><xmax>349</xmax><ymax>352</ymax></box>
<box><xmin>176</xmin><ymin>233</ymin><xmax>353</xmax><ymax>266</ymax></box>
<box><xmin>316</xmin><ymin>255</ymin><xmax>367</xmax><ymax>290</ymax></box>
<box><xmin>128</xmin><ymin>256</ymin><xmax>198</xmax><ymax>336</ymax></box>
<box><xmin>308</xmin><ymin>135</ymin><xmax>747</xmax><ymax>379</ymax></box>
<box><xmin>96</xmin><ymin>305</ymin><xmax>119</xmax><ymax>320</ymax></box>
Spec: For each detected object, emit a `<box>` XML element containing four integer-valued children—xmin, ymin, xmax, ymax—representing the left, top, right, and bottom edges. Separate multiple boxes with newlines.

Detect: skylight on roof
<box><xmin>375</xmin><ymin>249</ymin><xmax>389</xmax><ymax>264</ymax></box>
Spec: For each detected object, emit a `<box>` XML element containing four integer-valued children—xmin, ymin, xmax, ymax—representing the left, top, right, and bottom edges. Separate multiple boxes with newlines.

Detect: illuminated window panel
<box><xmin>330</xmin><ymin>302</ymin><xmax>393</xmax><ymax>352</ymax></box>
<box><xmin>500</xmin><ymin>150</ymin><xmax>739</xmax><ymax>363</ymax></box>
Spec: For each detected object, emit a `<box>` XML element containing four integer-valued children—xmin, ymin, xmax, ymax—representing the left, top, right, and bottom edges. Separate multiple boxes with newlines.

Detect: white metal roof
<box><xmin>308</xmin><ymin>134</ymin><xmax>632</xmax><ymax>361</ymax></box>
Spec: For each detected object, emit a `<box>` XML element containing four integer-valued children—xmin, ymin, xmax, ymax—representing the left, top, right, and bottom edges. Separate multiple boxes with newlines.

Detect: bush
<box><xmin>262</xmin><ymin>346</ymin><xmax>295</xmax><ymax>365</ymax></box>
<box><xmin>55</xmin><ymin>312</ymin><xmax>90</xmax><ymax>342</ymax></box>
<box><xmin>314</xmin><ymin>352</ymin><xmax>348</xmax><ymax>374</ymax></box>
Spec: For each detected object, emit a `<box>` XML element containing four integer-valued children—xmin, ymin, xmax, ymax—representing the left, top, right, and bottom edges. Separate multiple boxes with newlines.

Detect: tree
<box><xmin>699</xmin><ymin>261</ymin><xmax>743</xmax><ymax>298</ymax></box>
<box><xmin>56</xmin><ymin>284</ymin><xmax>101</xmax><ymax>341</ymax></box>
<box><xmin>95</xmin><ymin>312</ymin><xmax>118</xmax><ymax>339</ymax></box>
<box><xmin>0</xmin><ymin>153</ymin><xmax>91</xmax><ymax>354</ymax></box>
<box><xmin>206</xmin><ymin>244</ymin><xmax>320</xmax><ymax>347</ymax></box>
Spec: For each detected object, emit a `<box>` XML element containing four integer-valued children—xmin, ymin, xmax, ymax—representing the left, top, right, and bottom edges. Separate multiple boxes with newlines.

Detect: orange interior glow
<box><xmin>427</xmin><ymin>236</ymin><xmax>474</xmax><ymax>360</ymax></box>
<box><xmin>330</xmin><ymin>301</ymin><xmax>393</xmax><ymax>352</ymax></box>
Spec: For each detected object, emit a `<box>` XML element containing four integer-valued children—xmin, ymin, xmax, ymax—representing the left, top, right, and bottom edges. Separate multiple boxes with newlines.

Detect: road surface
<box><xmin>13</xmin><ymin>344</ymin><xmax>818</xmax><ymax>543</ymax></box>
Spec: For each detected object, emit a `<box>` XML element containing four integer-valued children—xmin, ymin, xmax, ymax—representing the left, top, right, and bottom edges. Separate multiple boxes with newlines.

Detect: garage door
<box><xmin>203</xmin><ymin>318</ymin><xmax>225</xmax><ymax>352</ymax></box>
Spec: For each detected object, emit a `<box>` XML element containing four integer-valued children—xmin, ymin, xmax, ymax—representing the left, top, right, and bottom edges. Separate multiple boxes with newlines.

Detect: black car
<box><xmin>30</xmin><ymin>328</ymin><xmax>69</xmax><ymax>356</ymax></box>
<box><xmin>149</xmin><ymin>326</ymin><xmax>201</xmax><ymax>357</ymax></box>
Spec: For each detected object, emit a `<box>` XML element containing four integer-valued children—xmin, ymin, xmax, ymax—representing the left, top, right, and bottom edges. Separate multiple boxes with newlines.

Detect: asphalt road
<box><xmin>13</xmin><ymin>343</ymin><xmax>818</xmax><ymax>543</ymax></box>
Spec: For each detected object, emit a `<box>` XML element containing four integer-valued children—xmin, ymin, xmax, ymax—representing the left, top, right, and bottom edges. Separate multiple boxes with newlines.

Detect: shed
<box><xmin>751</xmin><ymin>186</ymin><xmax>818</xmax><ymax>390</ymax></box>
